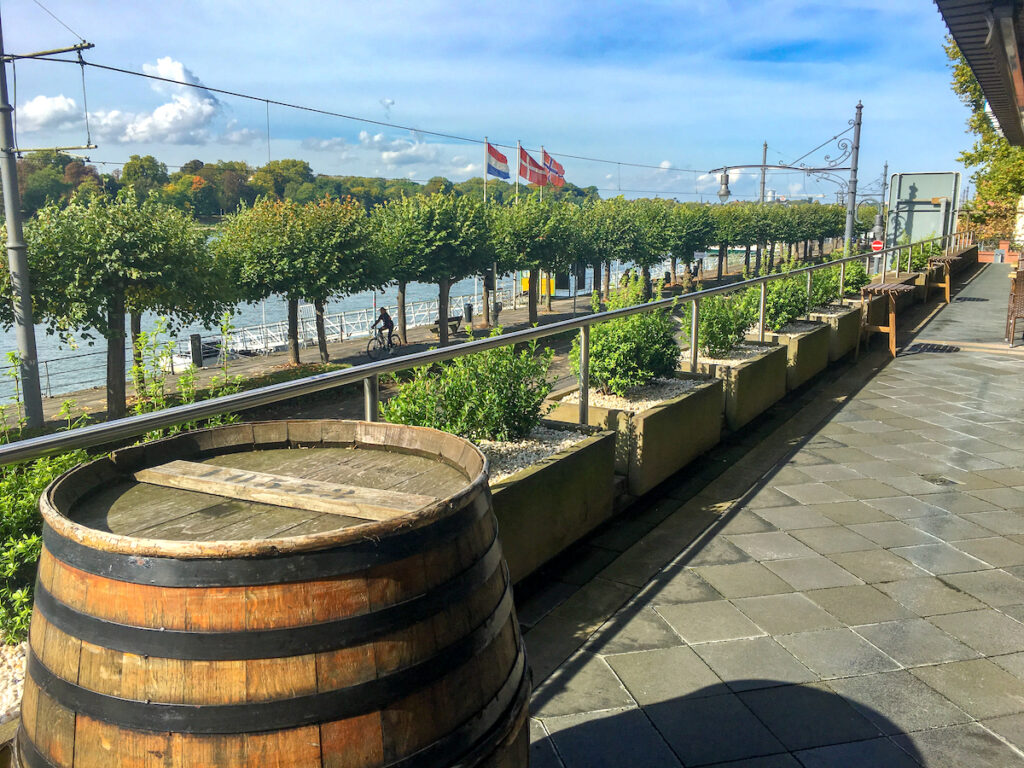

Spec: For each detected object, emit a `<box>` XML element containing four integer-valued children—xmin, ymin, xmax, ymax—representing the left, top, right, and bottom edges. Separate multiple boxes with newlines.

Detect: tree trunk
<box><xmin>602</xmin><ymin>261</ymin><xmax>611</xmax><ymax>299</ymax></box>
<box><xmin>670</xmin><ymin>257</ymin><xmax>678</xmax><ymax>285</ymax></box>
<box><xmin>438</xmin><ymin>277</ymin><xmax>451</xmax><ymax>347</ymax></box>
<box><xmin>641</xmin><ymin>265</ymin><xmax>652</xmax><ymax>301</ymax></box>
<box><xmin>817</xmin><ymin>238</ymin><xmax>825</xmax><ymax>260</ymax></box>
<box><xmin>314</xmin><ymin>298</ymin><xmax>329</xmax><ymax>364</ymax></box>
<box><xmin>755</xmin><ymin>244</ymin><xmax>763</xmax><ymax>275</ymax></box>
<box><xmin>787</xmin><ymin>242</ymin><xmax>793</xmax><ymax>261</ymax></box>
<box><xmin>528</xmin><ymin>267</ymin><xmax>539</xmax><ymax>325</ymax></box>
<box><xmin>397</xmin><ymin>280</ymin><xmax>408</xmax><ymax>343</ymax></box>
<box><xmin>803</xmin><ymin>240</ymin><xmax>809</xmax><ymax>261</ymax></box>
<box><xmin>767</xmin><ymin>241</ymin><xmax>775</xmax><ymax>273</ymax></box>
<box><xmin>106</xmin><ymin>292</ymin><xmax>127</xmax><ymax>420</ymax></box>
<box><xmin>744</xmin><ymin>245</ymin><xmax>751</xmax><ymax>273</ymax></box>
<box><xmin>717</xmin><ymin>244</ymin><xmax>726</xmax><ymax>279</ymax></box>
<box><xmin>287</xmin><ymin>298</ymin><xmax>300</xmax><ymax>365</ymax></box>
<box><xmin>592</xmin><ymin>263</ymin><xmax>600</xmax><ymax>297</ymax></box>
<box><xmin>545</xmin><ymin>270</ymin><xmax>553</xmax><ymax>312</ymax></box>
<box><xmin>130</xmin><ymin>310</ymin><xmax>143</xmax><ymax>385</ymax></box>
<box><xmin>482</xmin><ymin>281</ymin><xmax>491</xmax><ymax>326</ymax></box>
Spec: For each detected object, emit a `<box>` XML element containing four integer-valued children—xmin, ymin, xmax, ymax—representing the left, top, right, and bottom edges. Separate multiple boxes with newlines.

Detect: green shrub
<box><xmin>695</xmin><ymin>293</ymin><xmax>758</xmax><ymax>357</ymax></box>
<box><xmin>382</xmin><ymin>330</ymin><xmax>555</xmax><ymax>441</ymax></box>
<box><xmin>810</xmin><ymin>266</ymin><xmax>840</xmax><ymax>309</ymax></box>
<box><xmin>842</xmin><ymin>259</ymin><xmax>871</xmax><ymax>296</ymax></box>
<box><xmin>571</xmin><ymin>278</ymin><xmax>678</xmax><ymax>396</ymax></box>
<box><xmin>763</xmin><ymin>275</ymin><xmax>807</xmax><ymax>332</ymax></box>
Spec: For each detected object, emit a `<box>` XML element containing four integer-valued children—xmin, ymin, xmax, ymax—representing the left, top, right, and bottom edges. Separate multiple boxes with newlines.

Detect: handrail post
<box><xmin>806</xmin><ymin>271</ymin><xmax>813</xmax><ymax>315</ymax></box>
<box><xmin>895</xmin><ymin>247</ymin><xmax>901</xmax><ymax>278</ymax></box>
<box><xmin>758</xmin><ymin>282</ymin><xmax>767</xmax><ymax>342</ymax></box>
<box><xmin>578</xmin><ymin>325</ymin><xmax>589</xmax><ymax>426</ymax></box>
<box><xmin>689</xmin><ymin>298</ymin><xmax>699</xmax><ymax>372</ymax></box>
<box><xmin>364</xmin><ymin>374</ymin><xmax>379</xmax><ymax>422</ymax></box>
<box><xmin>839</xmin><ymin>260</ymin><xmax>846</xmax><ymax>301</ymax></box>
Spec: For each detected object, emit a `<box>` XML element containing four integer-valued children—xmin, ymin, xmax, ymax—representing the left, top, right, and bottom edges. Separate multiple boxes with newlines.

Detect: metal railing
<box><xmin>0</xmin><ymin>231</ymin><xmax>974</xmax><ymax>466</ymax></box>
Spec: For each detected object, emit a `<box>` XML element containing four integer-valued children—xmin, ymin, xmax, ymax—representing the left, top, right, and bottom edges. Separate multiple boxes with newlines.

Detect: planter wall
<box><xmin>696</xmin><ymin>343</ymin><xmax>786</xmax><ymax>431</ymax></box>
<box><xmin>809</xmin><ymin>305</ymin><xmax>861</xmax><ymax>361</ymax></box>
<box><xmin>491</xmin><ymin>423</ymin><xmax>616</xmax><ymax>584</ymax></box>
<box><xmin>953</xmin><ymin>244</ymin><xmax>978</xmax><ymax>273</ymax></box>
<box><xmin>747</xmin><ymin>323</ymin><xmax>829</xmax><ymax>391</ymax></box>
<box><xmin>546</xmin><ymin>373</ymin><xmax>723</xmax><ymax>497</ymax></box>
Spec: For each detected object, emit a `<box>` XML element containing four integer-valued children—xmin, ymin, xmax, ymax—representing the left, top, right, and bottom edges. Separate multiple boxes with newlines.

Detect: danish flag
<box><xmin>519</xmin><ymin>147</ymin><xmax>548</xmax><ymax>186</ymax></box>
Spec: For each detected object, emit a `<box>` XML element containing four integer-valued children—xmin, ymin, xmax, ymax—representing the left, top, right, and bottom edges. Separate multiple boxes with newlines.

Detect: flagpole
<box><xmin>515</xmin><ymin>140</ymin><xmax>520</xmax><ymax>203</ymax></box>
<box><xmin>540</xmin><ymin>145</ymin><xmax>544</xmax><ymax>203</ymax></box>
<box><xmin>483</xmin><ymin>136</ymin><xmax>487</xmax><ymax>205</ymax></box>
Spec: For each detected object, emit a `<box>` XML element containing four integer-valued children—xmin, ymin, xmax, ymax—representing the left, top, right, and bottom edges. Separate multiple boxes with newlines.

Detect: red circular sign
<box><xmin>871</xmin><ymin>240</ymin><xmax>884</xmax><ymax>252</ymax></box>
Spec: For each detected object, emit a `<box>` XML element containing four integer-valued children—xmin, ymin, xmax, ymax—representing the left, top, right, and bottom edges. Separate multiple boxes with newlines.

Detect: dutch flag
<box><xmin>486</xmin><ymin>142</ymin><xmax>510</xmax><ymax>179</ymax></box>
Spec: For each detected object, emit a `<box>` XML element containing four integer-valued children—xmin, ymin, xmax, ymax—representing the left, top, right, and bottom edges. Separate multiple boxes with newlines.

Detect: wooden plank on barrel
<box><xmin>134</xmin><ymin>460</ymin><xmax>437</xmax><ymax>521</ymax></box>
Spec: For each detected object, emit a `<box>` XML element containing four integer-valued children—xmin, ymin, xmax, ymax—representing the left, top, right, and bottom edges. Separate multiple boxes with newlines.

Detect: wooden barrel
<box><xmin>17</xmin><ymin>420</ymin><xmax>529</xmax><ymax>768</ymax></box>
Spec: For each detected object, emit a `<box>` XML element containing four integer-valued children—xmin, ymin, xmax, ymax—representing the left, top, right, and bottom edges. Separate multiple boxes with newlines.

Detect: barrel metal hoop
<box><xmin>26</xmin><ymin>578</ymin><xmax>514</xmax><ymax>734</ymax></box>
<box><xmin>15</xmin><ymin>727</ymin><xmax>55</xmax><ymax>768</ymax></box>
<box><xmin>41</xmin><ymin>493</ymin><xmax>490</xmax><ymax>587</ymax></box>
<box><xmin>34</xmin><ymin>531</ymin><xmax>504</xmax><ymax>661</ymax></box>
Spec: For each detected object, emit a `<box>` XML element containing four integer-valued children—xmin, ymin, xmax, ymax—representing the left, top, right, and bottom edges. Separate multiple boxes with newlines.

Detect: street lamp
<box><xmin>717</xmin><ymin>170</ymin><xmax>731</xmax><ymax>203</ymax></box>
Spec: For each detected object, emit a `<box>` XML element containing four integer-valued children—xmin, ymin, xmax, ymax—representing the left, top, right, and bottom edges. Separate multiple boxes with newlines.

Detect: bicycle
<box><xmin>365</xmin><ymin>327</ymin><xmax>401</xmax><ymax>360</ymax></box>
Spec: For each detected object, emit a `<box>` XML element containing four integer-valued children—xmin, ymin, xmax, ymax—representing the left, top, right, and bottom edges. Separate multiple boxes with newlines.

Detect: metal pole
<box><xmin>363</xmin><ymin>375</ymin><xmax>378</xmax><ymax>422</ymax></box>
<box><xmin>577</xmin><ymin>326</ymin><xmax>589</xmax><ymax>425</ymax></box>
<box><xmin>0</xmin><ymin>13</ymin><xmax>44</xmax><ymax>428</ymax></box>
<box><xmin>759</xmin><ymin>141</ymin><xmax>767</xmax><ymax>204</ymax></box>
<box><xmin>842</xmin><ymin>101</ymin><xmax>863</xmax><ymax>257</ymax></box>
<box><xmin>689</xmin><ymin>298</ymin><xmax>699</xmax><ymax>372</ymax></box>
<box><xmin>806</xmin><ymin>271</ymin><xmax>813</xmax><ymax>314</ymax></box>
<box><xmin>839</xmin><ymin>260</ymin><xmax>846</xmax><ymax>300</ymax></box>
<box><xmin>758</xmin><ymin>282</ymin><xmax>767</xmax><ymax>342</ymax></box>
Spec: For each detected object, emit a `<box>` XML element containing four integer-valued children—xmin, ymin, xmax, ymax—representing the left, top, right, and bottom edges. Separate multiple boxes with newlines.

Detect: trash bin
<box><xmin>464</xmin><ymin>302</ymin><xmax>473</xmax><ymax>324</ymax></box>
<box><xmin>494</xmin><ymin>301</ymin><xmax>502</xmax><ymax>324</ymax></box>
<box><xmin>21</xmin><ymin>420</ymin><xmax>529</xmax><ymax>767</ymax></box>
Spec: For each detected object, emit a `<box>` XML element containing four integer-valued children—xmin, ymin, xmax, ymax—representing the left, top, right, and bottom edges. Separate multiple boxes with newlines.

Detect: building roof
<box><xmin>936</xmin><ymin>0</ymin><xmax>1024</xmax><ymax>145</ymax></box>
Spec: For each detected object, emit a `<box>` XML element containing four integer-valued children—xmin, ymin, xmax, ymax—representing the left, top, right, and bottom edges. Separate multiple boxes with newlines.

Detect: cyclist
<box><xmin>372</xmin><ymin>306</ymin><xmax>395</xmax><ymax>349</ymax></box>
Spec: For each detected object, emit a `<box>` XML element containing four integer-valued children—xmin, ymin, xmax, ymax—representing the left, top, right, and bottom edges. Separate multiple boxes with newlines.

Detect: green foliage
<box><xmin>571</xmin><ymin>278</ymin><xmax>678</xmax><ymax>395</ymax></box>
<box><xmin>842</xmin><ymin>259</ymin><xmax>871</xmax><ymax>296</ymax></box>
<box><xmin>382</xmin><ymin>331</ymin><xmax>555</xmax><ymax>442</ymax></box>
<box><xmin>810</xmin><ymin>266</ymin><xmax>840</xmax><ymax>309</ymax></box>
<box><xmin>762</xmin><ymin>275</ymin><xmax>807</xmax><ymax>332</ymax></box>
<box><xmin>695</xmin><ymin>293</ymin><xmax>757</xmax><ymax>357</ymax></box>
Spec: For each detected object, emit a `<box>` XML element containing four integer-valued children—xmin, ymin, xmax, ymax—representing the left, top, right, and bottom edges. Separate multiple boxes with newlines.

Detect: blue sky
<box><xmin>5</xmin><ymin>0</ymin><xmax>971</xmax><ymax>202</ymax></box>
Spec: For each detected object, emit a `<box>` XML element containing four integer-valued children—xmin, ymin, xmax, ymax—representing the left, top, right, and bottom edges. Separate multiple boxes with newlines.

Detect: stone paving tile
<box><xmin>692</xmin><ymin>636</ymin><xmax>816</xmax><ymax>691</ymax></box>
<box><xmin>826</xmin><ymin>670</ymin><xmax>972</xmax><ymax>734</ymax></box>
<box><xmin>738</xmin><ymin>682</ymin><xmax>881</xmax><ymax>751</ymax></box>
<box><xmin>953</xmin><ymin>536</ymin><xmax>1024</xmax><ymax>567</ymax></box>
<box><xmin>724</xmin><ymin>532</ymin><xmax>818</xmax><ymax>561</ymax></box>
<box><xmin>828</xmin><ymin>549</ymin><xmax>931</xmax><ymax>583</ymax></box>
<box><xmin>788</xmin><ymin>526</ymin><xmax>877</xmax><ymax>555</ymax></box>
<box><xmin>883</xmin><ymin>474</ymin><xmax>952</xmax><ymax>495</ymax></box>
<box><xmin>584</xmin><ymin>606</ymin><xmax>684</xmax><ymax>656</ymax></box>
<box><xmin>730</xmin><ymin>593</ymin><xmax>842</xmax><ymax>635</ymax></box>
<box><xmin>970</xmin><ymin>486</ymin><xmax>1024</xmax><ymax>510</ymax></box>
<box><xmin>791</xmin><ymin>463</ymin><xmax>863</xmax><ymax>482</ymax></box>
<box><xmin>993</xmin><ymin>651</ymin><xmax>1024</xmax><ymax>681</ymax></box>
<box><xmin>803</xmin><ymin>585</ymin><xmax>914</xmax><ymax>625</ymax></box>
<box><xmin>529</xmin><ymin>719</ymin><xmax>562</xmax><ymax>768</ymax></box>
<box><xmin>985</xmin><ymin>712</ymin><xmax>1024</xmax><ymax>751</ymax></box>
<box><xmin>744</xmin><ymin>487</ymin><xmax>801</xmax><ymax>510</ymax></box>
<box><xmin>762</xmin><ymin>556</ymin><xmax>862</xmax><ymax>591</ymax></box>
<box><xmin>692</xmin><ymin>562</ymin><xmax>794</xmax><ymax>599</ymax></box>
<box><xmin>703</xmin><ymin>756</ymin><xmax>801</xmax><ymax>768</ymax></box>
<box><xmin>824</xmin><ymin>478</ymin><xmax>904</xmax><ymax>500</ymax></box>
<box><xmin>793</xmin><ymin>737</ymin><xmax>921</xmax><ymax>768</ymax></box>
<box><xmin>906</xmin><ymin>514</ymin><xmax>999</xmax><ymax>542</ymax></box>
<box><xmin>889</xmin><ymin>543</ymin><xmax>992</xmax><ymax>575</ymax></box>
<box><xmin>554</xmin><ymin>545</ymin><xmax>622</xmax><ymax>587</ymax></box>
<box><xmin>977</xmin><ymin>468</ymin><xmax>1024</xmax><ymax>486</ymax></box>
<box><xmin>542</xmin><ymin>707</ymin><xmax>681</xmax><ymax>768</ymax></box>
<box><xmin>646</xmin><ymin>691</ymin><xmax>787</xmax><ymax>766</ymax></box>
<box><xmin>809</xmin><ymin>500</ymin><xmax>895</xmax><ymax>525</ymax></box>
<box><xmin>930</xmin><ymin>609</ymin><xmax>1024</xmax><ymax>656</ymax></box>
<box><xmin>684</xmin><ymin>536</ymin><xmax>754</xmax><ymax>567</ymax></box>
<box><xmin>750</xmin><ymin>505</ymin><xmax>834</xmax><ymax>530</ymax></box>
<box><xmin>644</xmin><ymin>568</ymin><xmax>722</xmax><ymax>606</ymax></box>
<box><xmin>941</xmin><ymin>569</ymin><xmax>1024</xmax><ymax>607</ymax></box>
<box><xmin>863</xmin><ymin>495</ymin><xmax>948</xmax><ymax>519</ymax></box>
<box><xmin>910</xmin><ymin>658</ymin><xmax>1024</xmax><ymax>719</ymax></box>
<box><xmin>775</xmin><ymin>483</ymin><xmax>855</xmax><ymax>505</ymax></box>
<box><xmin>533</xmin><ymin>653</ymin><xmax>637</xmax><ymax>718</ymax></box>
<box><xmin>605</xmin><ymin>645</ymin><xmax>722</xmax><ymax>705</ymax></box>
<box><xmin>717</xmin><ymin>510</ymin><xmax>779</xmax><ymax>534</ymax></box>
<box><xmin>893</xmin><ymin>723</ymin><xmax>1024</xmax><ymax>768</ymax></box>
<box><xmin>916</xmin><ymin>491</ymin><xmax>1001</xmax><ymax>515</ymax></box>
<box><xmin>655</xmin><ymin>600</ymin><xmax>765</xmax><ymax>645</ymax></box>
<box><xmin>847</xmin><ymin>520</ymin><xmax>939</xmax><ymax>547</ymax></box>
<box><xmin>853</xmin><ymin>618</ymin><xmax>979</xmax><ymax>666</ymax></box>
<box><xmin>965</xmin><ymin>510</ymin><xmax>1024</xmax><ymax>536</ymax></box>
<box><xmin>776</xmin><ymin>628</ymin><xmax>900</xmax><ymax>678</ymax></box>
<box><xmin>877</xmin><ymin>576</ymin><xmax>988</xmax><ymax>616</ymax></box>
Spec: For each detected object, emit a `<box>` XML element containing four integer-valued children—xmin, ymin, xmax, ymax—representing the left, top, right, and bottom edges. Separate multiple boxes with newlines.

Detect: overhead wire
<box><xmin>30</xmin><ymin>0</ymin><xmax>85</xmax><ymax>42</ymax></box>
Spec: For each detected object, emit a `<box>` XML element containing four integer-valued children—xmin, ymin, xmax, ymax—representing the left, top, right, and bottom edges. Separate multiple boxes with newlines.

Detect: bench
<box><xmin>859</xmin><ymin>283</ymin><xmax>916</xmax><ymax>358</ymax></box>
<box><xmin>927</xmin><ymin>255</ymin><xmax>961</xmax><ymax>304</ymax></box>
<box><xmin>428</xmin><ymin>316</ymin><xmax>462</xmax><ymax>336</ymax></box>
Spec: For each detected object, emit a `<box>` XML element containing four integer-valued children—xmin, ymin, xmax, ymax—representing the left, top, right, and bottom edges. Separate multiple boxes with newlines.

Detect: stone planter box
<box><xmin>696</xmin><ymin>343</ymin><xmax>786</xmax><ymax>432</ymax></box>
<box><xmin>545</xmin><ymin>373</ymin><xmax>723</xmax><ymax>497</ymax></box>
<box><xmin>490</xmin><ymin>422</ymin><xmax>616</xmax><ymax>583</ymax></box>
<box><xmin>809</xmin><ymin>305</ymin><xmax>862</xmax><ymax>362</ymax></box>
<box><xmin>747</xmin><ymin>322</ymin><xmax>829</xmax><ymax>391</ymax></box>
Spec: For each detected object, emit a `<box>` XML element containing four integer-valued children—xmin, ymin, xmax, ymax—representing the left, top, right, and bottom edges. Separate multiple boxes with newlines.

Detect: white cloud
<box><xmin>220</xmin><ymin>121</ymin><xmax>261</xmax><ymax>145</ymax></box>
<box><xmin>359</xmin><ymin>130</ymin><xmax>440</xmax><ymax>167</ymax></box>
<box><xmin>301</xmin><ymin>136</ymin><xmax>350</xmax><ymax>153</ymax></box>
<box><xmin>19</xmin><ymin>94</ymin><xmax>80</xmax><ymax>132</ymax></box>
<box><xmin>658</xmin><ymin>160</ymin><xmax>672</xmax><ymax>170</ymax></box>
<box><xmin>90</xmin><ymin>57</ymin><xmax>220</xmax><ymax>145</ymax></box>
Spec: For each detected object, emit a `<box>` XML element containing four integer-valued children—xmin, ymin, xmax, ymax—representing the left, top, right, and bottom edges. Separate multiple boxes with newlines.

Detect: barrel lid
<box><xmin>41</xmin><ymin>421</ymin><xmax>488</xmax><ymax>557</ymax></box>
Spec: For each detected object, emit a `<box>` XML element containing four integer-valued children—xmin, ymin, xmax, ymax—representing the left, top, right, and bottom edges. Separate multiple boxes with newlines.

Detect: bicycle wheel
<box><xmin>366</xmin><ymin>335</ymin><xmax>384</xmax><ymax>360</ymax></box>
<box><xmin>388</xmin><ymin>336</ymin><xmax>403</xmax><ymax>354</ymax></box>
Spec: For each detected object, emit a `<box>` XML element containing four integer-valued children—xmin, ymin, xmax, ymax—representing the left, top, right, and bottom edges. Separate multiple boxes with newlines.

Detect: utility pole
<box><xmin>0</xmin><ymin>13</ymin><xmax>43</xmax><ymax>428</ymax></box>
<box><xmin>876</xmin><ymin>161</ymin><xmax>888</xmax><ymax>238</ymax></box>
<box><xmin>759</xmin><ymin>141</ymin><xmax>767</xmax><ymax>204</ymax></box>
<box><xmin>842</xmin><ymin>101</ymin><xmax>863</xmax><ymax>256</ymax></box>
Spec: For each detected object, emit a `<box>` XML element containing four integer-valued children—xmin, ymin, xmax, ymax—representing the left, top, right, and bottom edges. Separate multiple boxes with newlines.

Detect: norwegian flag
<box><xmin>543</xmin><ymin>149</ymin><xmax>565</xmax><ymax>187</ymax></box>
<box><xmin>519</xmin><ymin>147</ymin><xmax>548</xmax><ymax>186</ymax></box>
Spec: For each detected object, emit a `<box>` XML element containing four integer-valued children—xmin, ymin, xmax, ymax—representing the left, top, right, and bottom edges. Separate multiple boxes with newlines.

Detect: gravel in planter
<box><xmin>477</xmin><ymin>426</ymin><xmax>585</xmax><ymax>482</ymax></box>
<box><xmin>778</xmin><ymin>319</ymin><xmax>823</xmax><ymax>334</ymax></box>
<box><xmin>561</xmin><ymin>376</ymin><xmax>702</xmax><ymax>413</ymax></box>
<box><xmin>697</xmin><ymin>342</ymin><xmax>768</xmax><ymax>366</ymax></box>
<box><xmin>809</xmin><ymin>303</ymin><xmax>849</xmax><ymax>316</ymax></box>
<box><xmin>0</xmin><ymin>641</ymin><xmax>26</xmax><ymax>725</ymax></box>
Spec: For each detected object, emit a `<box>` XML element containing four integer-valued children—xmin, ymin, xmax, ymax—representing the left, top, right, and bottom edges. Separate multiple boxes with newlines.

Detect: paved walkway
<box><xmin>524</xmin><ymin>263</ymin><xmax>1024</xmax><ymax>767</ymax></box>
